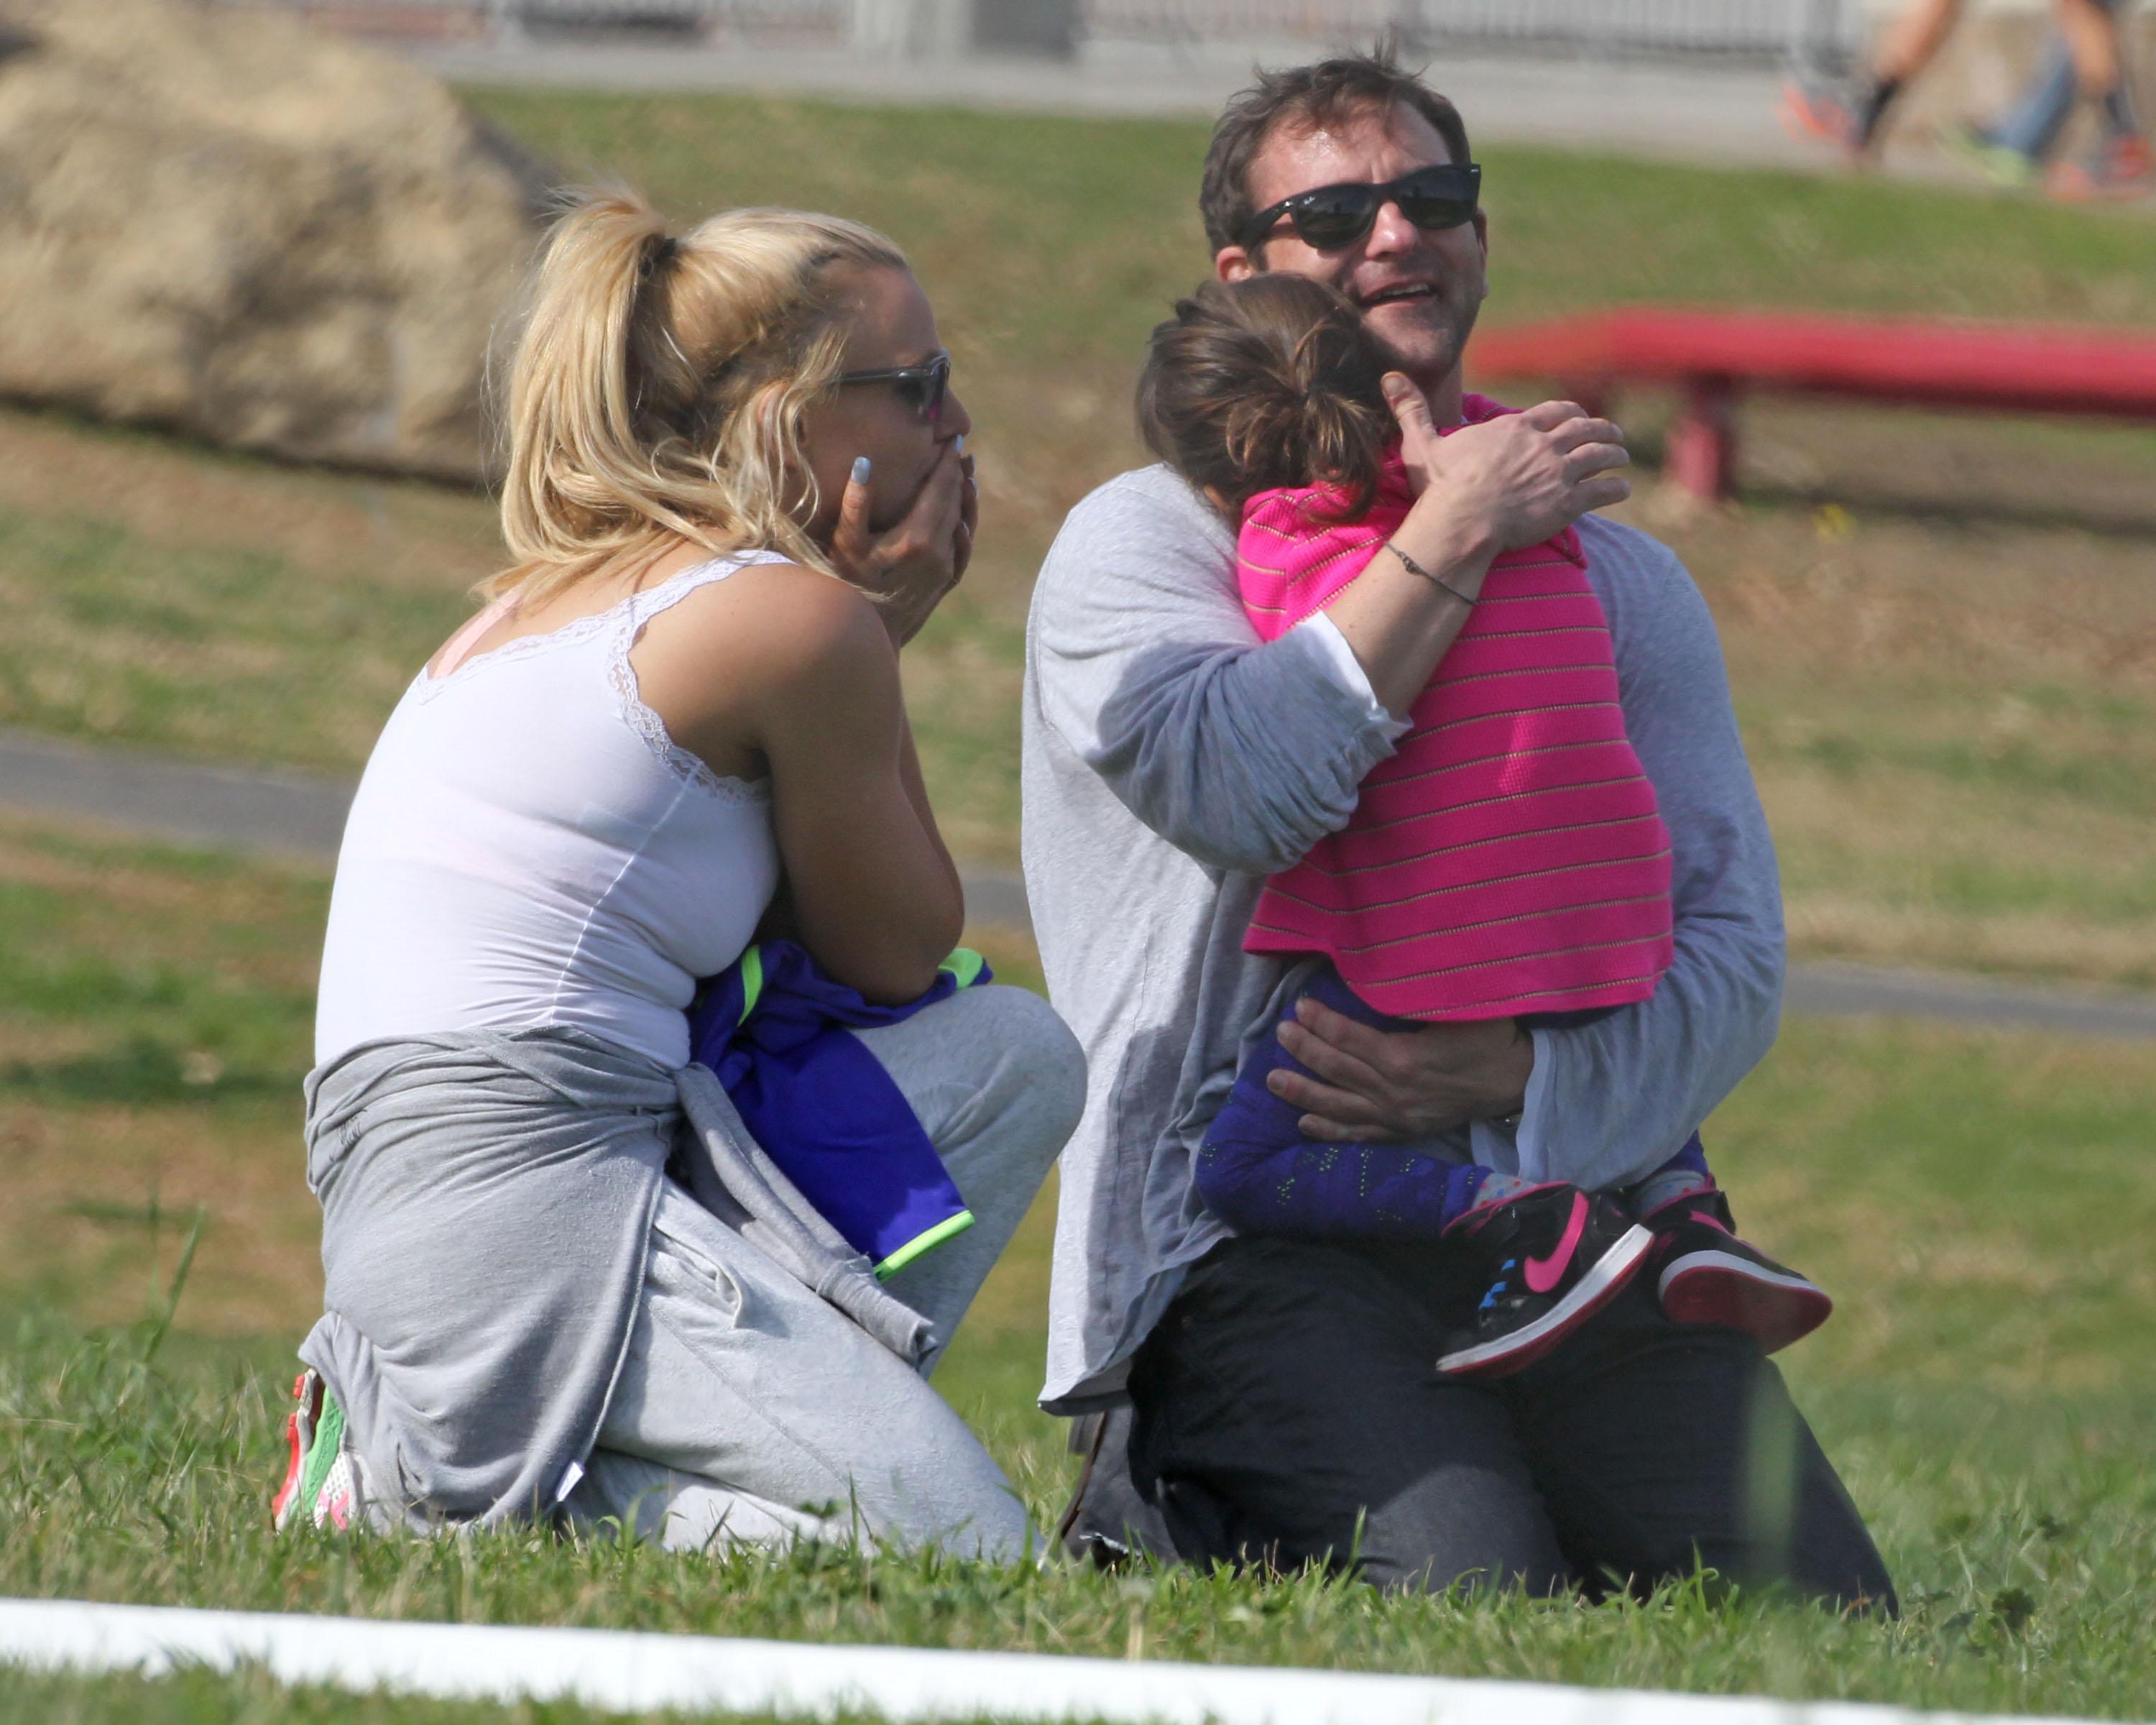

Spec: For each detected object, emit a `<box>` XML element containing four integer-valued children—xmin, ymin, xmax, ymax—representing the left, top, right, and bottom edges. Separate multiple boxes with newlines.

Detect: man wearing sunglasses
<box><xmin>1021</xmin><ymin>47</ymin><xmax>1894</xmax><ymax>1607</ymax></box>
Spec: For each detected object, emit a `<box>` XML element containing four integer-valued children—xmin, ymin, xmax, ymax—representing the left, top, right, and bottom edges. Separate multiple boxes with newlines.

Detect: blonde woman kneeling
<box><xmin>277</xmin><ymin>192</ymin><xmax>1085</xmax><ymax>1556</ymax></box>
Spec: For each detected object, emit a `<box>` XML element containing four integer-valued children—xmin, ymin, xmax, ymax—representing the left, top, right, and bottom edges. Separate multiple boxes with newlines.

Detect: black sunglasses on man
<box><xmin>1237</xmin><ymin>163</ymin><xmax>1482</xmax><ymax>254</ymax></box>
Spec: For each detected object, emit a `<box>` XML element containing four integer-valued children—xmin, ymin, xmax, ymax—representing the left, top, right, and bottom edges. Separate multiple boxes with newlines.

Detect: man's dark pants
<box><xmin>1115</xmin><ymin>1235</ymin><xmax>1896</xmax><ymax>1607</ymax></box>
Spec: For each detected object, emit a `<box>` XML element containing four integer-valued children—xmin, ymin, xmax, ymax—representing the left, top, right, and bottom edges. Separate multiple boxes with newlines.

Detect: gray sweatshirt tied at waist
<box><xmin>299</xmin><ymin>1026</ymin><xmax>930</xmax><ymax>1530</ymax></box>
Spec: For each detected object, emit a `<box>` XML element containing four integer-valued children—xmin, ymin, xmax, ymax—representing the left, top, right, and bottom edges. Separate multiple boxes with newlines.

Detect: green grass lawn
<box><xmin>1</xmin><ymin>91</ymin><xmax>2153</xmax><ymax>974</ymax></box>
<box><xmin>1</xmin><ymin>822</ymin><xmax>2154</xmax><ymax>1720</ymax></box>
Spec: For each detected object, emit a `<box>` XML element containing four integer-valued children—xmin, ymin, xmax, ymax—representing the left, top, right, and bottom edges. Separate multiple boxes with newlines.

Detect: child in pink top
<box><xmin>1137</xmin><ymin>276</ymin><xmax>1827</xmax><ymax>1376</ymax></box>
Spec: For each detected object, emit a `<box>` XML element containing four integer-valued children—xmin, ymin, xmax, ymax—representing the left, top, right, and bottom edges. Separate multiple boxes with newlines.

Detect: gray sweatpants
<box><xmin>563</xmin><ymin>984</ymin><xmax>1085</xmax><ymax>1560</ymax></box>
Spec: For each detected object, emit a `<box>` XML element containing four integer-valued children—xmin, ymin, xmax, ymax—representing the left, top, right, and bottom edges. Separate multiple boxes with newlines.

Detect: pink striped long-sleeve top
<box><xmin>1237</xmin><ymin>396</ymin><xmax>1674</xmax><ymax>1021</ymax></box>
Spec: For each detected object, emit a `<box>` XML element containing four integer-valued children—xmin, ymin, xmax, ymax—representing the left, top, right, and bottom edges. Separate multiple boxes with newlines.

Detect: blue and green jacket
<box><xmin>687</xmin><ymin>940</ymin><xmax>987</xmax><ymax>1280</ymax></box>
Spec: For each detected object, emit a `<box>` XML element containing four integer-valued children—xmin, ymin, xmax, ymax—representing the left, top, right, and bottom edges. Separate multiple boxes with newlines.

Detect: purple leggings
<box><xmin>1194</xmin><ymin>962</ymin><xmax>1709</xmax><ymax>1241</ymax></box>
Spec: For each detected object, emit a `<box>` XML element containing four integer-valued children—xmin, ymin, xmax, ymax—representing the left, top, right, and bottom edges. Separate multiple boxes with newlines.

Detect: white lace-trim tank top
<box><xmin>314</xmin><ymin>553</ymin><xmax>788</xmax><ymax>1071</ymax></box>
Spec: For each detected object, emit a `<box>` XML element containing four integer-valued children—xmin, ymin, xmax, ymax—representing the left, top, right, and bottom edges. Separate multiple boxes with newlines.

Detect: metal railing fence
<box><xmin>226</xmin><ymin>0</ymin><xmax>1862</xmax><ymax>61</ymax></box>
<box><xmin>1085</xmin><ymin>0</ymin><xmax>1858</xmax><ymax>60</ymax></box>
<box><xmin>504</xmin><ymin>0</ymin><xmax>849</xmax><ymax>28</ymax></box>
<box><xmin>232</xmin><ymin>0</ymin><xmax>850</xmax><ymax>33</ymax></box>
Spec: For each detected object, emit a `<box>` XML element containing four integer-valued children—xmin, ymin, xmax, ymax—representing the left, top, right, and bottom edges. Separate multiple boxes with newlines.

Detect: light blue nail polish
<box><xmin>955</xmin><ymin>433</ymin><xmax>966</xmax><ymax>454</ymax></box>
<box><xmin>851</xmin><ymin>456</ymin><xmax>871</xmax><ymax>485</ymax></box>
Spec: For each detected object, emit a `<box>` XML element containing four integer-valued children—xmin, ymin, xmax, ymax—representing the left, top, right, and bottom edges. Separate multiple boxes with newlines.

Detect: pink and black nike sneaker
<box><xmin>1646</xmin><ymin>1189</ymin><xmax>1831</xmax><ymax>1354</ymax></box>
<box><xmin>1435</xmin><ymin>1184</ymin><xmax>1653</xmax><ymax>1379</ymax></box>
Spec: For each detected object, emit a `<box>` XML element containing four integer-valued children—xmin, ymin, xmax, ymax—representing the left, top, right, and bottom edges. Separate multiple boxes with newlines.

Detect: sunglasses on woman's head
<box><xmin>836</xmin><ymin>350</ymin><xmax>952</xmax><ymax>423</ymax></box>
<box><xmin>1238</xmin><ymin>163</ymin><xmax>1482</xmax><ymax>254</ymax></box>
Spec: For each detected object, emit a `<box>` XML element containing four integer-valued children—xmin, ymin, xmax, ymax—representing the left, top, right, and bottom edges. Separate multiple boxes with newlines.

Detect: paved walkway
<box><xmin>415</xmin><ymin>34</ymin><xmax>1838</xmax><ymax>174</ymax></box>
<box><xmin>4</xmin><ymin>726</ymin><xmax>2151</xmax><ymax>1038</ymax></box>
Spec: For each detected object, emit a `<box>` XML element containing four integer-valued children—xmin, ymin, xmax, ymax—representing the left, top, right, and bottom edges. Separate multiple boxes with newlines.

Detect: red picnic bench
<box><xmin>1467</xmin><ymin>307</ymin><xmax>2156</xmax><ymax>500</ymax></box>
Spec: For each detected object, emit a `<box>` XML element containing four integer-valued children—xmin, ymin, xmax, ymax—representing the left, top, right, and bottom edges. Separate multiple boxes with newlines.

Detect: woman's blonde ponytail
<box><xmin>489</xmin><ymin>188</ymin><xmax>907</xmax><ymax>607</ymax></box>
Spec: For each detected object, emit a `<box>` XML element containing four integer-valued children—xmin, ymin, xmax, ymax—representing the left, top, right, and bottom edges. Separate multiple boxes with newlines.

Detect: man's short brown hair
<box><xmin>1198</xmin><ymin>45</ymin><xmax>1473</xmax><ymax>258</ymax></box>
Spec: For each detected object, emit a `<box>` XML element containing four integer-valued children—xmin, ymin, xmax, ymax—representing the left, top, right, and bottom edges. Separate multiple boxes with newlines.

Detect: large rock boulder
<box><xmin>0</xmin><ymin>0</ymin><xmax>551</xmax><ymax>482</ymax></box>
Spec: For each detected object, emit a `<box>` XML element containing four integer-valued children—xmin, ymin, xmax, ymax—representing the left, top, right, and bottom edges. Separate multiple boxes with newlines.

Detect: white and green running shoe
<box><xmin>1939</xmin><ymin>122</ymin><xmax>2041</xmax><ymax>190</ymax></box>
<box><xmin>270</xmin><ymin>1368</ymin><xmax>367</xmax><ymax>1532</ymax></box>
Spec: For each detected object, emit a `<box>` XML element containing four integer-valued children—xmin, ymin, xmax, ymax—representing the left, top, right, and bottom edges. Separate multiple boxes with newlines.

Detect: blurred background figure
<box><xmin>1945</xmin><ymin>1</ymin><xmax>2150</xmax><ymax>196</ymax></box>
<box><xmin>1784</xmin><ymin>0</ymin><xmax>2151</xmax><ymax>196</ymax></box>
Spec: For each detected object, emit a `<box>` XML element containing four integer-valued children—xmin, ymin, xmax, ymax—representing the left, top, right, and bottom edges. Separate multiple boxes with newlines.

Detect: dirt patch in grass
<box><xmin>1654</xmin><ymin>414</ymin><xmax>2156</xmax><ymax>702</ymax></box>
<box><xmin>0</xmin><ymin>407</ymin><xmax>498</xmax><ymax>596</ymax></box>
<box><xmin>0</xmin><ymin>817</ymin><xmax>331</xmax><ymax>993</ymax></box>
<box><xmin>0</xmin><ymin>822</ymin><xmax>324</xmax><ymax>1335</ymax></box>
<box><xmin>0</xmin><ymin>1098</ymin><xmax>315</xmax><ymax>1338</ymax></box>
<box><xmin>1599</xmin><ymin>402</ymin><xmax>2156</xmax><ymax>984</ymax></box>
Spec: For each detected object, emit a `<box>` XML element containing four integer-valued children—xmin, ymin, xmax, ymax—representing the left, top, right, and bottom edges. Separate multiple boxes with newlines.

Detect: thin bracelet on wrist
<box><xmin>1387</xmin><ymin>541</ymin><xmax>1478</xmax><ymax>607</ymax></box>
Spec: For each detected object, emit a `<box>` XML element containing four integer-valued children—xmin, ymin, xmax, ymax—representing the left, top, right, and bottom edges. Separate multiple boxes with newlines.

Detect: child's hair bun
<box><xmin>1135</xmin><ymin>275</ymin><xmax>1395</xmax><ymax>518</ymax></box>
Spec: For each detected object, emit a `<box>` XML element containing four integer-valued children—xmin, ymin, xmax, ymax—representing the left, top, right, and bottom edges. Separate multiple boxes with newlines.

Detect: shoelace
<box><xmin>1479</xmin><ymin>1257</ymin><xmax>1519</xmax><ymax>1312</ymax></box>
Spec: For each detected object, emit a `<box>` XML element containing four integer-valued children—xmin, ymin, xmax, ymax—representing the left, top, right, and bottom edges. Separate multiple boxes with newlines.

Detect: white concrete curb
<box><xmin>0</xmin><ymin>1596</ymin><xmax>2132</xmax><ymax>1725</ymax></box>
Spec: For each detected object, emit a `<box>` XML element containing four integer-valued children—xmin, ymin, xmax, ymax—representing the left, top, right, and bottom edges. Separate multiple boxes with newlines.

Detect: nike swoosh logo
<box><xmin>1524</xmin><ymin>1192</ymin><xmax>1589</xmax><ymax>1294</ymax></box>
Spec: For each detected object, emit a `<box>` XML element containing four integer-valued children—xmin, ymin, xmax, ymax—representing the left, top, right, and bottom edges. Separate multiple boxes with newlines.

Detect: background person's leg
<box><xmin>1870</xmin><ymin>0</ymin><xmax>1969</xmax><ymax>93</ymax></box>
<box><xmin>1506</xmin><ymin>1277</ymin><xmax>1897</xmax><ymax>1611</ymax></box>
<box><xmin>849</xmin><ymin>983</ymin><xmax>1086</xmax><ymax>1374</ymax></box>
<box><xmin>1987</xmin><ymin>32</ymin><xmax>2081</xmax><ymax>160</ymax></box>
<box><xmin>567</xmin><ymin>1180</ymin><xmax>1037</xmax><ymax>1558</ymax></box>
<box><xmin>1784</xmin><ymin>0</ymin><xmax>1967</xmax><ymax>153</ymax></box>
<box><xmin>1128</xmin><ymin>1236</ymin><xmax>1573</xmax><ymax>1594</ymax></box>
<box><xmin>2050</xmin><ymin>0</ymin><xmax>2152</xmax><ymax>194</ymax></box>
<box><xmin>2060</xmin><ymin>0</ymin><xmax>2129</xmax><ymax>104</ymax></box>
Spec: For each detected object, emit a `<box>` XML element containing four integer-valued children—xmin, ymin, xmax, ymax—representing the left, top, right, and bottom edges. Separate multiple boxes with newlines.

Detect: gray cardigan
<box><xmin>1021</xmin><ymin>466</ymin><xmax>1784</xmax><ymax>1413</ymax></box>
